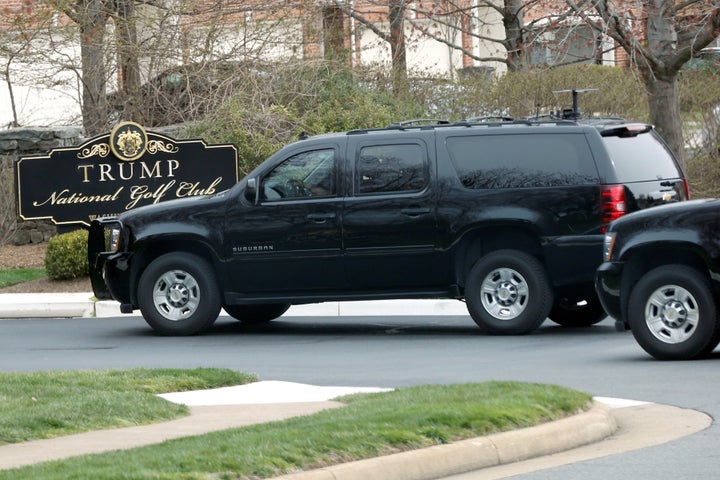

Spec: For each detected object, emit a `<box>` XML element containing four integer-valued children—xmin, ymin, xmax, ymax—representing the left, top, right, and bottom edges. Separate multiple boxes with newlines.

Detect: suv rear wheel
<box><xmin>137</xmin><ymin>253</ymin><xmax>221</xmax><ymax>336</ymax></box>
<box><xmin>465</xmin><ymin>250</ymin><xmax>553</xmax><ymax>334</ymax></box>
<box><xmin>627</xmin><ymin>265</ymin><xmax>720</xmax><ymax>360</ymax></box>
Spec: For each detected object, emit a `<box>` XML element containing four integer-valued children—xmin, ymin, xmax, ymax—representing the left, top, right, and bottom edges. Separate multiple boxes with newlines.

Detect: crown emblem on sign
<box><xmin>110</xmin><ymin>122</ymin><xmax>148</xmax><ymax>161</ymax></box>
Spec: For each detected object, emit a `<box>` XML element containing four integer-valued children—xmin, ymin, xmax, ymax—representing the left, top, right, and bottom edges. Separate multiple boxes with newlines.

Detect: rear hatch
<box><xmin>597</xmin><ymin>124</ymin><xmax>689</xmax><ymax>226</ymax></box>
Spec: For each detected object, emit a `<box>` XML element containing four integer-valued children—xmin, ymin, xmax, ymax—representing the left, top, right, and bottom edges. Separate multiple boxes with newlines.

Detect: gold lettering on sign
<box><xmin>33</xmin><ymin>187</ymin><xmax>124</xmax><ymax>207</ymax></box>
<box><xmin>77</xmin><ymin>160</ymin><xmax>181</xmax><ymax>183</ymax></box>
<box><xmin>126</xmin><ymin>181</ymin><xmax>176</xmax><ymax>209</ymax></box>
<box><xmin>176</xmin><ymin>177</ymin><xmax>223</xmax><ymax>197</ymax></box>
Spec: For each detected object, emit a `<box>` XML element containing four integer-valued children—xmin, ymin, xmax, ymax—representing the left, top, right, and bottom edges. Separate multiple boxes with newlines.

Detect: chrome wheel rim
<box><xmin>152</xmin><ymin>270</ymin><xmax>200</xmax><ymax>321</ymax></box>
<box><xmin>644</xmin><ymin>284</ymin><xmax>699</xmax><ymax>344</ymax></box>
<box><xmin>480</xmin><ymin>267</ymin><xmax>529</xmax><ymax>320</ymax></box>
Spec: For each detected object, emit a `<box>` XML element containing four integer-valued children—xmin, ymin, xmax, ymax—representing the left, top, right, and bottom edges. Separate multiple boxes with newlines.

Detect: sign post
<box><xmin>15</xmin><ymin>122</ymin><xmax>238</xmax><ymax>227</ymax></box>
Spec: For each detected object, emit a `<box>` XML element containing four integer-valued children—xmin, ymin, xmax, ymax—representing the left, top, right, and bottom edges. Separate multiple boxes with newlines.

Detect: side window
<box><xmin>446</xmin><ymin>133</ymin><xmax>599</xmax><ymax>189</ymax></box>
<box><xmin>261</xmin><ymin>149</ymin><xmax>336</xmax><ymax>200</ymax></box>
<box><xmin>356</xmin><ymin>144</ymin><xmax>427</xmax><ymax>195</ymax></box>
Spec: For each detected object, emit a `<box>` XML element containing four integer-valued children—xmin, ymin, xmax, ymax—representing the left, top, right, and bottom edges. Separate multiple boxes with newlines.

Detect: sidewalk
<box><xmin>0</xmin><ymin>293</ymin><xmax>471</xmax><ymax>319</ymax></box>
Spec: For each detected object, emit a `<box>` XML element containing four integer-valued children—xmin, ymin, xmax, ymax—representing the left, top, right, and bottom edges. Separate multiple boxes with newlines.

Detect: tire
<box><xmin>137</xmin><ymin>253</ymin><xmax>221</xmax><ymax>336</ymax></box>
<box><xmin>627</xmin><ymin>265</ymin><xmax>720</xmax><ymax>360</ymax></box>
<box><xmin>224</xmin><ymin>303</ymin><xmax>291</xmax><ymax>323</ymax></box>
<box><xmin>548</xmin><ymin>295</ymin><xmax>607</xmax><ymax>327</ymax></box>
<box><xmin>465</xmin><ymin>250</ymin><xmax>553</xmax><ymax>335</ymax></box>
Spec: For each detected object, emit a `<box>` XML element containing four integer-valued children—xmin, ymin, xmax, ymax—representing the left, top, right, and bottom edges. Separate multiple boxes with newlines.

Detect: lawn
<box><xmin>0</xmin><ymin>269</ymin><xmax>45</xmax><ymax>289</ymax></box>
<box><xmin>0</xmin><ymin>371</ymin><xmax>592</xmax><ymax>480</ymax></box>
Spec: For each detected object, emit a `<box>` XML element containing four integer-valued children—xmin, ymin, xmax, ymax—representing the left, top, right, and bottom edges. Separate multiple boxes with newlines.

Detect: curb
<box><xmin>0</xmin><ymin>295</ymin><xmax>471</xmax><ymax>319</ymax></box>
<box><xmin>270</xmin><ymin>402</ymin><xmax>616</xmax><ymax>480</ymax></box>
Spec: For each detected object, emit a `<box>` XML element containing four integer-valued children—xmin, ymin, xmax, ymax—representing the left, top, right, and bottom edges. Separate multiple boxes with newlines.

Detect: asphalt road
<box><xmin>1</xmin><ymin>313</ymin><xmax>718</xmax><ymax>478</ymax></box>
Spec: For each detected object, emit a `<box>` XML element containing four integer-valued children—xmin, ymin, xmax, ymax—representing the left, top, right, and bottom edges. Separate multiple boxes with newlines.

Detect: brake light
<box><xmin>601</xmin><ymin>185</ymin><xmax>626</xmax><ymax>231</ymax></box>
<box><xmin>600</xmin><ymin>124</ymin><xmax>653</xmax><ymax>137</ymax></box>
<box><xmin>683</xmin><ymin>178</ymin><xmax>691</xmax><ymax>200</ymax></box>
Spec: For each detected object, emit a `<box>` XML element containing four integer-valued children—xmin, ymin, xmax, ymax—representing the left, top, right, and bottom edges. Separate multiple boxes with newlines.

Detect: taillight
<box><xmin>601</xmin><ymin>185</ymin><xmax>626</xmax><ymax>231</ymax></box>
<box><xmin>683</xmin><ymin>178</ymin><xmax>691</xmax><ymax>200</ymax></box>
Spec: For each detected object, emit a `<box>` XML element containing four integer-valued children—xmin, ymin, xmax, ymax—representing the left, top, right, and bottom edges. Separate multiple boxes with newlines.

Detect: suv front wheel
<box><xmin>137</xmin><ymin>253</ymin><xmax>221</xmax><ymax>336</ymax></box>
<box><xmin>627</xmin><ymin>265</ymin><xmax>720</xmax><ymax>360</ymax></box>
<box><xmin>465</xmin><ymin>250</ymin><xmax>553</xmax><ymax>335</ymax></box>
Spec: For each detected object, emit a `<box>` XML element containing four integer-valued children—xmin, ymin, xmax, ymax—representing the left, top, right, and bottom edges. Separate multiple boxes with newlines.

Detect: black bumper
<box><xmin>595</xmin><ymin>261</ymin><xmax>624</xmax><ymax>325</ymax></box>
<box><xmin>88</xmin><ymin>219</ymin><xmax>133</xmax><ymax>304</ymax></box>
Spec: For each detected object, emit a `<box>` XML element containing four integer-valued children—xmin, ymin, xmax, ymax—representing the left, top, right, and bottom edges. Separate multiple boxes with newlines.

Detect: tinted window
<box><xmin>446</xmin><ymin>133</ymin><xmax>598</xmax><ymax>189</ymax></box>
<box><xmin>601</xmin><ymin>132</ymin><xmax>682</xmax><ymax>182</ymax></box>
<box><xmin>356</xmin><ymin>144</ymin><xmax>427</xmax><ymax>194</ymax></box>
<box><xmin>261</xmin><ymin>149</ymin><xmax>336</xmax><ymax>200</ymax></box>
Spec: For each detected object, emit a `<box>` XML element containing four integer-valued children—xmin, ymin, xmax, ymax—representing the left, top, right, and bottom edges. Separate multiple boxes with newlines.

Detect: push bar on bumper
<box><xmin>88</xmin><ymin>218</ymin><xmax>124</xmax><ymax>301</ymax></box>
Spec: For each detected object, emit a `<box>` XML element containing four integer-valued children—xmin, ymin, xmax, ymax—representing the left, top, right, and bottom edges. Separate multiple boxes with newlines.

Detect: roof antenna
<box><xmin>552</xmin><ymin>89</ymin><xmax>598</xmax><ymax>119</ymax></box>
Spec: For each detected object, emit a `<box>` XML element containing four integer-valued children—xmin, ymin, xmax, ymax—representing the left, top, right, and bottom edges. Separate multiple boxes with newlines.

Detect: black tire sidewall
<box><xmin>466</xmin><ymin>250</ymin><xmax>553</xmax><ymax>335</ymax></box>
<box><xmin>548</xmin><ymin>295</ymin><xmax>607</xmax><ymax>327</ymax></box>
<box><xmin>628</xmin><ymin>265</ymin><xmax>719</xmax><ymax>360</ymax></box>
<box><xmin>138</xmin><ymin>253</ymin><xmax>221</xmax><ymax>336</ymax></box>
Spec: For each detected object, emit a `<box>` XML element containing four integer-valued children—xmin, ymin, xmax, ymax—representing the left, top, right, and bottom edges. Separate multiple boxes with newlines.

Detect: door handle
<box><xmin>401</xmin><ymin>208</ymin><xmax>430</xmax><ymax>217</ymax></box>
<box><xmin>307</xmin><ymin>213</ymin><xmax>336</xmax><ymax>223</ymax></box>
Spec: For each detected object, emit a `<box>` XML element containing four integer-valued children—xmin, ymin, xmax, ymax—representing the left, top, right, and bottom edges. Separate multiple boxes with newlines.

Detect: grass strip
<box><xmin>0</xmin><ymin>381</ymin><xmax>592</xmax><ymax>480</ymax></box>
<box><xmin>0</xmin><ymin>269</ymin><xmax>46</xmax><ymax>288</ymax></box>
<box><xmin>0</xmin><ymin>368</ymin><xmax>257</xmax><ymax>445</ymax></box>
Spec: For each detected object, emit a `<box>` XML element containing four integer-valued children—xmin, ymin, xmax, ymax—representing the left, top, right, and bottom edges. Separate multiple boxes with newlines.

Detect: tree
<box><xmin>565</xmin><ymin>0</ymin><xmax>720</xmax><ymax>165</ymax></box>
<box><xmin>403</xmin><ymin>0</ymin><xmax>597</xmax><ymax>73</ymax></box>
<box><xmin>0</xmin><ymin>4</ymin><xmax>73</xmax><ymax>128</ymax></box>
<box><xmin>331</xmin><ymin>0</ymin><xmax>410</xmax><ymax>94</ymax></box>
<box><xmin>49</xmin><ymin>0</ymin><xmax>114</xmax><ymax>135</ymax></box>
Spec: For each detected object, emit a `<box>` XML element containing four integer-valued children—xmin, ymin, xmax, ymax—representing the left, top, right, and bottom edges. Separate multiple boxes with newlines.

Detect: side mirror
<box><xmin>245</xmin><ymin>178</ymin><xmax>258</xmax><ymax>203</ymax></box>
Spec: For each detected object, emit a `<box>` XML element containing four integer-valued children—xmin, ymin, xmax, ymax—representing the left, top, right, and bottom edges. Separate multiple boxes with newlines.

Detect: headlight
<box><xmin>110</xmin><ymin>227</ymin><xmax>121</xmax><ymax>252</ymax></box>
<box><xmin>603</xmin><ymin>232</ymin><xmax>616</xmax><ymax>262</ymax></box>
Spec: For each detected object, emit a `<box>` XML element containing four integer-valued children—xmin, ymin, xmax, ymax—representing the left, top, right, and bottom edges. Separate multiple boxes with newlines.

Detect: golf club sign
<box><xmin>15</xmin><ymin>122</ymin><xmax>238</xmax><ymax>226</ymax></box>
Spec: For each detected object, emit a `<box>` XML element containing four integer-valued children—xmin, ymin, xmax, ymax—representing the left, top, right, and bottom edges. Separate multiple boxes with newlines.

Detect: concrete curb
<box><xmin>0</xmin><ymin>293</ymin><xmax>96</xmax><ymax>318</ymax></box>
<box><xmin>271</xmin><ymin>402</ymin><xmax>616</xmax><ymax>480</ymax></box>
<box><xmin>0</xmin><ymin>295</ymin><xmax>471</xmax><ymax>319</ymax></box>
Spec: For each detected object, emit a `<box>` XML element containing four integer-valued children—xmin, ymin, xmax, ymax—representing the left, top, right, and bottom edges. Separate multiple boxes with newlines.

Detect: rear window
<box><xmin>356</xmin><ymin>144</ymin><xmax>427</xmax><ymax>194</ymax></box>
<box><xmin>601</xmin><ymin>131</ymin><xmax>682</xmax><ymax>182</ymax></box>
<box><xmin>445</xmin><ymin>133</ymin><xmax>598</xmax><ymax>189</ymax></box>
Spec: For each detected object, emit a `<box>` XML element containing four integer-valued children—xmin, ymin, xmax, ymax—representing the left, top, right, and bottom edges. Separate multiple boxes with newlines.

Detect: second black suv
<box><xmin>597</xmin><ymin>199</ymin><xmax>720</xmax><ymax>360</ymax></box>
<box><xmin>89</xmin><ymin>119</ymin><xmax>688</xmax><ymax>335</ymax></box>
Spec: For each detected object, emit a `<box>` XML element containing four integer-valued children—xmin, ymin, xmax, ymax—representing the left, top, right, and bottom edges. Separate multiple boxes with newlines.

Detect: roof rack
<box><xmin>464</xmin><ymin>115</ymin><xmax>515</xmax><ymax>122</ymax></box>
<box><xmin>386</xmin><ymin>119</ymin><xmax>451</xmax><ymax>128</ymax></box>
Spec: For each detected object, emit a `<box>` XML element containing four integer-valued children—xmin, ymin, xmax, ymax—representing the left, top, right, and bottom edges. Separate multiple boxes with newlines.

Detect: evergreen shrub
<box><xmin>45</xmin><ymin>229</ymin><xmax>89</xmax><ymax>280</ymax></box>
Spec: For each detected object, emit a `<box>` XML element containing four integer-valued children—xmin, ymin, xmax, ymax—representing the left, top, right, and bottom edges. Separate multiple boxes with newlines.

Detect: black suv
<box><xmin>89</xmin><ymin>118</ymin><xmax>688</xmax><ymax>335</ymax></box>
<box><xmin>597</xmin><ymin>199</ymin><xmax>720</xmax><ymax>360</ymax></box>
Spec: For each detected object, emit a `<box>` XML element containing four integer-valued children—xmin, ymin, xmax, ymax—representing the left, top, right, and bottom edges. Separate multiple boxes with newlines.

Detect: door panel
<box><xmin>224</xmin><ymin>148</ymin><xmax>344</xmax><ymax>294</ymax></box>
<box><xmin>343</xmin><ymin>138</ymin><xmax>446</xmax><ymax>289</ymax></box>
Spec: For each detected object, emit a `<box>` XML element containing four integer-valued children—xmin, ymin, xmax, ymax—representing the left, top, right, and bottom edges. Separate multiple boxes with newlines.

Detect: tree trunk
<box><xmin>388</xmin><ymin>0</ymin><xmax>408</xmax><ymax>96</ymax></box>
<box><xmin>116</xmin><ymin>0</ymin><xmax>141</xmax><ymax>123</ymax></box>
<box><xmin>79</xmin><ymin>0</ymin><xmax>110</xmax><ymax>136</ymax></box>
<box><xmin>502</xmin><ymin>0</ymin><xmax>524</xmax><ymax>72</ymax></box>
<box><xmin>643</xmin><ymin>71</ymin><xmax>685</xmax><ymax>168</ymax></box>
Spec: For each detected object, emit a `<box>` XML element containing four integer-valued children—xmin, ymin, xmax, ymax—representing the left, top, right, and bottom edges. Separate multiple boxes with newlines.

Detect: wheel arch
<box><xmin>619</xmin><ymin>243</ymin><xmax>717</xmax><ymax>321</ymax></box>
<box><xmin>453</xmin><ymin>226</ymin><xmax>545</xmax><ymax>291</ymax></box>
<box><xmin>128</xmin><ymin>236</ymin><xmax>222</xmax><ymax>306</ymax></box>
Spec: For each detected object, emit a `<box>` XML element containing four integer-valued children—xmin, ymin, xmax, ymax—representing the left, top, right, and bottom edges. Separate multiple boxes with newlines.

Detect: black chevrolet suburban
<box><xmin>89</xmin><ymin>118</ymin><xmax>688</xmax><ymax>335</ymax></box>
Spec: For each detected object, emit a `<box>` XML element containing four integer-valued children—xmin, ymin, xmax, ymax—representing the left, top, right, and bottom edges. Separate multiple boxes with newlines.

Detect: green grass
<box><xmin>0</xmin><ymin>368</ymin><xmax>257</xmax><ymax>445</ymax></box>
<box><xmin>0</xmin><ymin>269</ymin><xmax>46</xmax><ymax>288</ymax></box>
<box><xmin>0</xmin><ymin>379</ymin><xmax>592</xmax><ymax>480</ymax></box>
